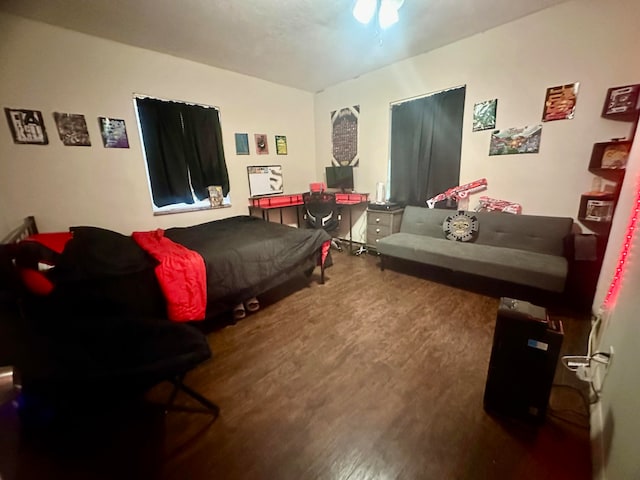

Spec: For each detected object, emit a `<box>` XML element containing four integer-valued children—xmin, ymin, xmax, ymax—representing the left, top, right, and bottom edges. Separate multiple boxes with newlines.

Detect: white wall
<box><xmin>589</xmin><ymin>111</ymin><xmax>640</xmax><ymax>480</ymax></box>
<box><xmin>0</xmin><ymin>12</ymin><xmax>315</xmax><ymax>235</ymax></box>
<box><xmin>314</xmin><ymin>0</ymin><xmax>640</xmax><ymax>243</ymax></box>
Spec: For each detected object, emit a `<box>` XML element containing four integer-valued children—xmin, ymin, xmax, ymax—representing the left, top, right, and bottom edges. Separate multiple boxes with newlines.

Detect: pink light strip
<box><xmin>604</xmin><ymin>177</ymin><xmax>640</xmax><ymax>307</ymax></box>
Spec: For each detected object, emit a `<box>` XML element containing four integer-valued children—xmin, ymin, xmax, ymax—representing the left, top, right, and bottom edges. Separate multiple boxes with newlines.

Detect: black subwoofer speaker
<box><xmin>483</xmin><ymin>297</ymin><xmax>564</xmax><ymax>424</ymax></box>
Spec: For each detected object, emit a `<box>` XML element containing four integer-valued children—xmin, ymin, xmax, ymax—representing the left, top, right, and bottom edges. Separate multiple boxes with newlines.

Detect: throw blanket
<box><xmin>132</xmin><ymin>229</ymin><xmax>207</xmax><ymax>322</ymax></box>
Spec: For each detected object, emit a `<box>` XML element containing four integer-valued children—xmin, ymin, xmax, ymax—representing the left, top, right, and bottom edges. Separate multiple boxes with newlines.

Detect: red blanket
<box><xmin>132</xmin><ymin>229</ymin><xmax>207</xmax><ymax>322</ymax></box>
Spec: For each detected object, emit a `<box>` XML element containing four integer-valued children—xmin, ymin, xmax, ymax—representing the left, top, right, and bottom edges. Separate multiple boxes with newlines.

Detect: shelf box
<box><xmin>578</xmin><ymin>194</ymin><xmax>615</xmax><ymax>223</ymax></box>
<box><xmin>588</xmin><ymin>141</ymin><xmax>631</xmax><ymax>171</ymax></box>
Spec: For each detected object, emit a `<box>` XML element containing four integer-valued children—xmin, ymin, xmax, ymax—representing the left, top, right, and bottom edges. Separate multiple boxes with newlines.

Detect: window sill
<box><xmin>153</xmin><ymin>203</ymin><xmax>232</xmax><ymax>216</ymax></box>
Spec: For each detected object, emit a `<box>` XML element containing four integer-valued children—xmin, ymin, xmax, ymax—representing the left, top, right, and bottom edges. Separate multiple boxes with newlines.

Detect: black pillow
<box><xmin>443</xmin><ymin>211</ymin><xmax>479</xmax><ymax>242</ymax></box>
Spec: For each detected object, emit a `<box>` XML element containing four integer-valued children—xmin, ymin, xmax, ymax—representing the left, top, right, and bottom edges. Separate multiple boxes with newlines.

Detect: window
<box><xmin>388</xmin><ymin>86</ymin><xmax>466</xmax><ymax>207</ymax></box>
<box><xmin>134</xmin><ymin>96</ymin><xmax>230</xmax><ymax>214</ymax></box>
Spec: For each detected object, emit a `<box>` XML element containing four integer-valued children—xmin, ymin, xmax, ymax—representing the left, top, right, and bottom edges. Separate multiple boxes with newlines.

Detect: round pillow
<box><xmin>443</xmin><ymin>211</ymin><xmax>479</xmax><ymax>242</ymax></box>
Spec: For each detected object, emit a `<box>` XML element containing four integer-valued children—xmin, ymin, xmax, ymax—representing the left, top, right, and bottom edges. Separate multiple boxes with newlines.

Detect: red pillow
<box><xmin>18</xmin><ymin>268</ymin><xmax>55</xmax><ymax>295</ymax></box>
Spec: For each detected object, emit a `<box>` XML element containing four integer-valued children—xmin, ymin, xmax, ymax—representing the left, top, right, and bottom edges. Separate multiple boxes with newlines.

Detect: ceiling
<box><xmin>0</xmin><ymin>0</ymin><xmax>569</xmax><ymax>93</ymax></box>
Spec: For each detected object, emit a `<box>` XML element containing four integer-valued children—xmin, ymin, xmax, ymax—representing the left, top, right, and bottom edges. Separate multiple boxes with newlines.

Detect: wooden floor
<box><xmin>0</xmin><ymin>251</ymin><xmax>592</xmax><ymax>480</ymax></box>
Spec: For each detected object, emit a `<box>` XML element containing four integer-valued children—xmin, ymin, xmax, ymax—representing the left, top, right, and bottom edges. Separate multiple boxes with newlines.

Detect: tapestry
<box><xmin>331</xmin><ymin>105</ymin><xmax>359</xmax><ymax>166</ymax></box>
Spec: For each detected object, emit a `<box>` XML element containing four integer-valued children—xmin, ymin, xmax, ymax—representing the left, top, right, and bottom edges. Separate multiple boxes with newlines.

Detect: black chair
<box><xmin>303</xmin><ymin>191</ymin><xmax>342</xmax><ymax>251</ymax></box>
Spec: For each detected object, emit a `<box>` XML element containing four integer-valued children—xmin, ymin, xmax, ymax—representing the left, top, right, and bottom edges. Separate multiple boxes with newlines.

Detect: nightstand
<box><xmin>366</xmin><ymin>206</ymin><xmax>404</xmax><ymax>251</ymax></box>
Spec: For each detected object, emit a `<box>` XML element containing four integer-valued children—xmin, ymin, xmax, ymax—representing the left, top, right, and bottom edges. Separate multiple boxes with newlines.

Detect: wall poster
<box><xmin>98</xmin><ymin>117</ymin><xmax>129</xmax><ymax>148</ymax></box>
<box><xmin>255</xmin><ymin>133</ymin><xmax>269</xmax><ymax>155</ymax></box>
<box><xmin>53</xmin><ymin>112</ymin><xmax>91</xmax><ymax>146</ymax></box>
<box><xmin>235</xmin><ymin>133</ymin><xmax>250</xmax><ymax>155</ymax></box>
<box><xmin>542</xmin><ymin>82</ymin><xmax>579</xmax><ymax>122</ymax></box>
<box><xmin>489</xmin><ymin>125</ymin><xmax>542</xmax><ymax>156</ymax></box>
<box><xmin>4</xmin><ymin>107</ymin><xmax>48</xmax><ymax>145</ymax></box>
<box><xmin>472</xmin><ymin>99</ymin><xmax>497</xmax><ymax>131</ymax></box>
<box><xmin>331</xmin><ymin>105</ymin><xmax>359</xmax><ymax>166</ymax></box>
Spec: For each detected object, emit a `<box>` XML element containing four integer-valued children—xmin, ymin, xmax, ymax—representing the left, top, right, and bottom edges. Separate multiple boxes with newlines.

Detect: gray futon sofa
<box><xmin>376</xmin><ymin>206</ymin><xmax>574</xmax><ymax>294</ymax></box>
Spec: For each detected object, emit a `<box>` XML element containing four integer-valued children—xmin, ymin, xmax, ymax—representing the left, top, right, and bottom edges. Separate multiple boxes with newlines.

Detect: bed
<box><xmin>1</xmin><ymin>215</ymin><xmax>331</xmax><ymax>322</ymax></box>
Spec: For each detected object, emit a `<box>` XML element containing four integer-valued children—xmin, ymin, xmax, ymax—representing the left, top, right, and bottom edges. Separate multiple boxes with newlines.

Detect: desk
<box><xmin>248</xmin><ymin>192</ymin><xmax>369</xmax><ymax>253</ymax></box>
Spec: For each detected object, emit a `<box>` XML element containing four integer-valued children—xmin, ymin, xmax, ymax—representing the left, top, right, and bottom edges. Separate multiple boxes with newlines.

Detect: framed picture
<box><xmin>98</xmin><ymin>117</ymin><xmax>129</xmax><ymax>148</ymax></box>
<box><xmin>53</xmin><ymin>112</ymin><xmax>91</xmax><ymax>146</ymax></box>
<box><xmin>472</xmin><ymin>99</ymin><xmax>497</xmax><ymax>131</ymax></box>
<box><xmin>247</xmin><ymin>165</ymin><xmax>283</xmax><ymax>197</ymax></box>
<box><xmin>4</xmin><ymin>107</ymin><xmax>48</xmax><ymax>145</ymax></box>
<box><xmin>254</xmin><ymin>133</ymin><xmax>269</xmax><ymax>155</ymax></box>
<box><xmin>235</xmin><ymin>133</ymin><xmax>249</xmax><ymax>155</ymax></box>
<box><xmin>275</xmin><ymin>135</ymin><xmax>287</xmax><ymax>155</ymax></box>
<box><xmin>542</xmin><ymin>83</ymin><xmax>579</xmax><ymax>122</ymax></box>
<box><xmin>489</xmin><ymin>125</ymin><xmax>542</xmax><ymax>156</ymax></box>
<box><xmin>602</xmin><ymin>84</ymin><xmax>640</xmax><ymax>117</ymax></box>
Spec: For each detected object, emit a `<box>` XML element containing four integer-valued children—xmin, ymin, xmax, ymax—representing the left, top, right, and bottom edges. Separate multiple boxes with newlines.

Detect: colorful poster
<box><xmin>98</xmin><ymin>117</ymin><xmax>129</xmax><ymax>148</ymax></box>
<box><xmin>542</xmin><ymin>83</ymin><xmax>579</xmax><ymax>121</ymax></box>
<box><xmin>255</xmin><ymin>133</ymin><xmax>269</xmax><ymax>154</ymax></box>
<box><xmin>275</xmin><ymin>135</ymin><xmax>287</xmax><ymax>155</ymax></box>
<box><xmin>489</xmin><ymin>125</ymin><xmax>542</xmax><ymax>156</ymax></box>
<box><xmin>472</xmin><ymin>99</ymin><xmax>497</xmax><ymax>131</ymax></box>
<box><xmin>235</xmin><ymin>133</ymin><xmax>249</xmax><ymax>155</ymax></box>
<box><xmin>331</xmin><ymin>105</ymin><xmax>359</xmax><ymax>166</ymax></box>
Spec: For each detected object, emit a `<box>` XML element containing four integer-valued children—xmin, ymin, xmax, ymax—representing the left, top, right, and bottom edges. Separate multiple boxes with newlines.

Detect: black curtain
<box><xmin>389</xmin><ymin>86</ymin><xmax>465</xmax><ymax>207</ymax></box>
<box><xmin>136</xmin><ymin>98</ymin><xmax>229</xmax><ymax>208</ymax></box>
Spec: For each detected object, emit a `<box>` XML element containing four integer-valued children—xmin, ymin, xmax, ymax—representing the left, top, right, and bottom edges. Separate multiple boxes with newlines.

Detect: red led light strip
<box><xmin>604</xmin><ymin>177</ymin><xmax>640</xmax><ymax>307</ymax></box>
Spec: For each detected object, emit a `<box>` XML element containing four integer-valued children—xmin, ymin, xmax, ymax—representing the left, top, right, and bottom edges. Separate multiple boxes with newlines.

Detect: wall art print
<box><xmin>275</xmin><ymin>135</ymin><xmax>287</xmax><ymax>155</ymax></box>
<box><xmin>542</xmin><ymin>82</ymin><xmax>579</xmax><ymax>122</ymax></box>
<box><xmin>472</xmin><ymin>99</ymin><xmax>497</xmax><ymax>131</ymax></box>
<box><xmin>4</xmin><ymin>107</ymin><xmax>48</xmax><ymax>145</ymax></box>
<box><xmin>98</xmin><ymin>117</ymin><xmax>129</xmax><ymax>148</ymax></box>
<box><xmin>53</xmin><ymin>112</ymin><xmax>91</xmax><ymax>146</ymax></box>
<box><xmin>255</xmin><ymin>133</ymin><xmax>269</xmax><ymax>155</ymax></box>
<box><xmin>235</xmin><ymin>133</ymin><xmax>250</xmax><ymax>155</ymax></box>
<box><xmin>489</xmin><ymin>124</ymin><xmax>542</xmax><ymax>156</ymax></box>
<box><xmin>331</xmin><ymin>105</ymin><xmax>359</xmax><ymax>167</ymax></box>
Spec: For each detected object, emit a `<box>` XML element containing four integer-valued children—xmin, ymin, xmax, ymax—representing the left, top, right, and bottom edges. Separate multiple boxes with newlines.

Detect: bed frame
<box><xmin>1</xmin><ymin>216</ymin><xmax>38</xmax><ymax>245</ymax></box>
<box><xmin>1</xmin><ymin>216</ymin><xmax>39</xmax><ymax>306</ymax></box>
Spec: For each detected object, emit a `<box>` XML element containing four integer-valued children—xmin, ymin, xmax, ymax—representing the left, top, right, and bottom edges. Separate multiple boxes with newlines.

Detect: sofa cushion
<box><xmin>399</xmin><ymin>206</ymin><xmax>572</xmax><ymax>256</ymax></box>
<box><xmin>377</xmin><ymin>233</ymin><xmax>568</xmax><ymax>292</ymax></box>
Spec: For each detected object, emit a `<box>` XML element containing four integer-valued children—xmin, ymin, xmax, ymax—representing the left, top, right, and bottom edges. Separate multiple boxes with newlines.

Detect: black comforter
<box><xmin>165</xmin><ymin>215</ymin><xmax>330</xmax><ymax>316</ymax></box>
<box><xmin>48</xmin><ymin>215</ymin><xmax>330</xmax><ymax>320</ymax></box>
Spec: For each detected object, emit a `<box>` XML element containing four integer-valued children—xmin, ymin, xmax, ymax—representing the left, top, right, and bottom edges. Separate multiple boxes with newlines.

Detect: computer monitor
<box><xmin>325</xmin><ymin>166</ymin><xmax>354</xmax><ymax>193</ymax></box>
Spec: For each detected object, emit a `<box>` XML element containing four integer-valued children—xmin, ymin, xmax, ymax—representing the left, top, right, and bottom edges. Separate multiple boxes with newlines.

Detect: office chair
<box><xmin>303</xmin><ymin>191</ymin><xmax>342</xmax><ymax>252</ymax></box>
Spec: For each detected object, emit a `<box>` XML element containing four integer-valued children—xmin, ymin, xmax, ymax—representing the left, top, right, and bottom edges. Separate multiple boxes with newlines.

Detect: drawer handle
<box><xmin>375</xmin><ymin>238</ymin><xmax>379</xmax><ymax>243</ymax></box>
<box><xmin>375</xmin><ymin>218</ymin><xmax>380</xmax><ymax>223</ymax></box>
<box><xmin>376</xmin><ymin>228</ymin><xmax>380</xmax><ymax>233</ymax></box>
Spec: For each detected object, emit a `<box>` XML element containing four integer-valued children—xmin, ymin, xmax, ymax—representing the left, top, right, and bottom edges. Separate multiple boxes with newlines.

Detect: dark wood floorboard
<box><xmin>0</xmin><ymin>251</ymin><xmax>592</xmax><ymax>480</ymax></box>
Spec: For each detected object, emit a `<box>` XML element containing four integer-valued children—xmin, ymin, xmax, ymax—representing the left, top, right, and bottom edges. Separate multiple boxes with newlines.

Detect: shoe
<box><xmin>245</xmin><ymin>297</ymin><xmax>260</xmax><ymax>312</ymax></box>
<box><xmin>233</xmin><ymin>303</ymin><xmax>246</xmax><ymax>320</ymax></box>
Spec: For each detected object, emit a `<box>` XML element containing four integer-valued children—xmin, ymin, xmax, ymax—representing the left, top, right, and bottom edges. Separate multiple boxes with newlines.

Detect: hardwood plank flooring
<box><xmin>0</xmin><ymin>251</ymin><xmax>592</xmax><ymax>480</ymax></box>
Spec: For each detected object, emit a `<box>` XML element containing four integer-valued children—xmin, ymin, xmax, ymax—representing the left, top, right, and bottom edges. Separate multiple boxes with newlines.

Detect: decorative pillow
<box><xmin>443</xmin><ymin>211</ymin><xmax>479</xmax><ymax>242</ymax></box>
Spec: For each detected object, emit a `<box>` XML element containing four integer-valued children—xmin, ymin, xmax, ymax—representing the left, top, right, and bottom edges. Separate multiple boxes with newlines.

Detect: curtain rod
<box><xmin>389</xmin><ymin>84</ymin><xmax>466</xmax><ymax>107</ymax></box>
<box><xmin>133</xmin><ymin>93</ymin><xmax>219</xmax><ymax>111</ymax></box>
